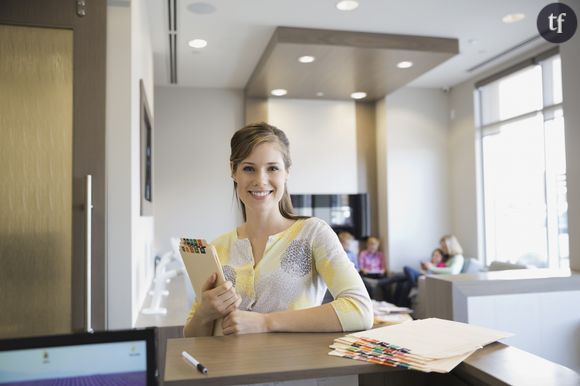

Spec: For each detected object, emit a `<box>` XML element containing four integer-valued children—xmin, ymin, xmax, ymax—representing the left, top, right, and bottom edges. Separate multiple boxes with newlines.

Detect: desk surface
<box><xmin>164</xmin><ymin>332</ymin><xmax>394</xmax><ymax>386</ymax></box>
<box><xmin>164</xmin><ymin>332</ymin><xmax>580</xmax><ymax>386</ymax></box>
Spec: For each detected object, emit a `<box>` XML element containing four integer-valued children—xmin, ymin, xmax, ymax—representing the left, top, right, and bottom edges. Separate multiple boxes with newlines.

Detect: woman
<box><xmin>358</xmin><ymin>236</ymin><xmax>386</xmax><ymax>279</ymax></box>
<box><xmin>183</xmin><ymin>123</ymin><xmax>373</xmax><ymax>337</ymax></box>
<box><xmin>357</xmin><ymin>236</ymin><xmax>387</xmax><ymax>299</ymax></box>
<box><xmin>383</xmin><ymin>235</ymin><xmax>465</xmax><ymax>307</ymax></box>
<box><xmin>421</xmin><ymin>235</ymin><xmax>464</xmax><ymax>275</ymax></box>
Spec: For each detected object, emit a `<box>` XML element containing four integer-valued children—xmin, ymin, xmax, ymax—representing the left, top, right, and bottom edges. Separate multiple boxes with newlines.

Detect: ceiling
<box><xmin>244</xmin><ymin>27</ymin><xmax>458</xmax><ymax>100</ymax></box>
<box><xmin>147</xmin><ymin>0</ymin><xmax>553</xmax><ymax>93</ymax></box>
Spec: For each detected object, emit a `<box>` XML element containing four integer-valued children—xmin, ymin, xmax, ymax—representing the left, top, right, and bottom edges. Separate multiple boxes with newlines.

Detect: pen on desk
<box><xmin>181</xmin><ymin>351</ymin><xmax>208</xmax><ymax>374</ymax></box>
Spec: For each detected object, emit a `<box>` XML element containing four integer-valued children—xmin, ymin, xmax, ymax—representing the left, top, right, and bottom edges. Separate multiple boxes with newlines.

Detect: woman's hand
<box><xmin>222</xmin><ymin>310</ymin><xmax>270</xmax><ymax>335</ymax></box>
<box><xmin>421</xmin><ymin>261</ymin><xmax>433</xmax><ymax>270</ymax></box>
<box><xmin>196</xmin><ymin>273</ymin><xmax>241</xmax><ymax>324</ymax></box>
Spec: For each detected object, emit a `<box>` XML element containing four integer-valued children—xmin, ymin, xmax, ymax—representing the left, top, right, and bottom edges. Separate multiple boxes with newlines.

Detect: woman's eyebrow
<box><xmin>241</xmin><ymin>161</ymin><xmax>281</xmax><ymax>165</ymax></box>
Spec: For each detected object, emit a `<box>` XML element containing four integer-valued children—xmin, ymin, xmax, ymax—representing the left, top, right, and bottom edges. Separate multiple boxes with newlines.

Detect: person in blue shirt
<box><xmin>338</xmin><ymin>231</ymin><xmax>358</xmax><ymax>269</ymax></box>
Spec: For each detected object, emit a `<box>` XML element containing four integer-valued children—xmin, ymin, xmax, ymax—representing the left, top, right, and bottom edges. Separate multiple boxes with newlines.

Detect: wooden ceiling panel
<box><xmin>245</xmin><ymin>27</ymin><xmax>459</xmax><ymax>101</ymax></box>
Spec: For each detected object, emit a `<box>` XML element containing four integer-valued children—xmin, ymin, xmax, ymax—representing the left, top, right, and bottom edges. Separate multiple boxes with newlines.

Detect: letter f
<box><xmin>557</xmin><ymin>13</ymin><xmax>567</xmax><ymax>33</ymax></box>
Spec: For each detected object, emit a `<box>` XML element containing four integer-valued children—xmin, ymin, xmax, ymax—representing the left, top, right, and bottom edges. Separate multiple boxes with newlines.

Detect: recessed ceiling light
<box><xmin>350</xmin><ymin>92</ymin><xmax>367</xmax><ymax>100</ymax></box>
<box><xmin>188</xmin><ymin>39</ymin><xmax>207</xmax><ymax>48</ymax></box>
<box><xmin>186</xmin><ymin>2</ymin><xmax>216</xmax><ymax>14</ymax></box>
<box><xmin>271</xmin><ymin>89</ymin><xmax>288</xmax><ymax>96</ymax></box>
<box><xmin>397</xmin><ymin>61</ymin><xmax>413</xmax><ymax>69</ymax></box>
<box><xmin>316</xmin><ymin>92</ymin><xmax>324</xmax><ymax>97</ymax></box>
<box><xmin>298</xmin><ymin>55</ymin><xmax>315</xmax><ymax>63</ymax></box>
<box><xmin>336</xmin><ymin>1</ymin><xmax>359</xmax><ymax>11</ymax></box>
<box><xmin>502</xmin><ymin>13</ymin><xmax>525</xmax><ymax>23</ymax></box>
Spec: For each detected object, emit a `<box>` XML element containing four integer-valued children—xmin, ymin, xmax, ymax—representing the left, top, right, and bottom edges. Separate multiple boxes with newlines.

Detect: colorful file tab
<box><xmin>329</xmin><ymin>318</ymin><xmax>512</xmax><ymax>373</ymax></box>
<box><xmin>180</xmin><ymin>238</ymin><xmax>207</xmax><ymax>254</ymax></box>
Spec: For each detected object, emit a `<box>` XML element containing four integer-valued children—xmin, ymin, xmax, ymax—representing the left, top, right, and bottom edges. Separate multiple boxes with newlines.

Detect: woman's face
<box><xmin>341</xmin><ymin>238</ymin><xmax>352</xmax><ymax>251</ymax></box>
<box><xmin>233</xmin><ymin>142</ymin><xmax>288</xmax><ymax>217</ymax></box>
<box><xmin>367</xmin><ymin>240</ymin><xmax>379</xmax><ymax>253</ymax></box>
<box><xmin>431</xmin><ymin>250</ymin><xmax>443</xmax><ymax>265</ymax></box>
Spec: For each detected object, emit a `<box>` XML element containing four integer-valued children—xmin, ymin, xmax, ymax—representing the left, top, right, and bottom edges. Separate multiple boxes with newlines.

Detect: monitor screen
<box><xmin>0</xmin><ymin>328</ymin><xmax>157</xmax><ymax>386</ymax></box>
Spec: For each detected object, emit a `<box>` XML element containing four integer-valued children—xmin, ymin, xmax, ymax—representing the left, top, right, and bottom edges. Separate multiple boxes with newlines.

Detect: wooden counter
<box><xmin>163</xmin><ymin>332</ymin><xmax>580</xmax><ymax>386</ymax></box>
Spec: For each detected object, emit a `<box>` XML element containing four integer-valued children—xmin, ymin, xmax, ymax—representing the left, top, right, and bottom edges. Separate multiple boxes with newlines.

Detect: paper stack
<box><xmin>372</xmin><ymin>300</ymin><xmax>413</xmax><ymax>325</ymax></box>
<box><xmin>329</xmin><ymin>318</ymin><xmax>513</xmax><ymax>373</ymax></box>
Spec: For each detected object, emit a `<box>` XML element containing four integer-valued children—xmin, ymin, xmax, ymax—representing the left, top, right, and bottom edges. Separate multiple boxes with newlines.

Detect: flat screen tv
<box><xmin>291</xmin><ymin>193</ymin><xmax>370</xmax><ymax>239</ymax></box>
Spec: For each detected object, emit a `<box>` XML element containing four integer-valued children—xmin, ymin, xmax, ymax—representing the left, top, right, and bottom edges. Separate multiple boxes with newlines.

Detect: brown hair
<box><xmin>230</xmin><ymin>122</ymin><xmax>306</xmax><ymax>221</ymax></box>
<box><xmin>431</xmin><ymin>247</ymin><xmax>448</xmax><ymax>262</ymax></box>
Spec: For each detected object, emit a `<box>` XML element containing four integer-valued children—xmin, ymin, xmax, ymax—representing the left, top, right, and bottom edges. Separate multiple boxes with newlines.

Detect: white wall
<box><xmin>561</xmin><ymin>0</ymin><xmax>580</xmax><ymax>271</ymax></box>
<box><xmin>106</xmin><ymin>4</ymin><xmax>132</xmax><ymax>329</ymax></box>
<box><xmin>131</xmin><ymin>0</ymin><xmax>155</xmax><ymax>326</ymax></box>
<box><xmin>380</xmin><ymin>88</ymin><xmax>451</xmax><ymax>272</ymax></box>
<box><xmin>467</xmin><ymin>291</ymin><xmax>580</xmax><ymax>373</ymax></box>
<box><xmin>153</xmin><ymin>87</ymin><xmax>243</xmax><ymax>254</ymax></box>
<box><xmin>268</xmin><ymin>98</ymin><xmax>358</xmax><ymax>194</ymax></box>
<box><xmin>106</xmin><ymin>1</ymin><xmax>155</xmax><ymax>329</ymax></box>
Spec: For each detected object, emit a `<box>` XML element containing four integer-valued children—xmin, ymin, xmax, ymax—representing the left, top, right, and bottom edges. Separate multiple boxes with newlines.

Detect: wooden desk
<box><xmin>163</xmin><ymin>332</ymin><xmax>580</xmax><ymax>386</ymax></box>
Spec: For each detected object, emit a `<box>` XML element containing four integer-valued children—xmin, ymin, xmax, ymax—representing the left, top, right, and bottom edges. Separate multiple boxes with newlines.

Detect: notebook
<box><xmin>0</xmin><ymin>328</ymin><xmax>157</xmax><ymax>385</ymax></box>
<box><xmin>179</xmin><ymin>238</ymin><xmax>226</xmax><ymax>336</ymax></box>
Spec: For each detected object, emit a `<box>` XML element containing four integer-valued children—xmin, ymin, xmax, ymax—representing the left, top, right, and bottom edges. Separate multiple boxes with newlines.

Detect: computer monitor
<box><xmin>0</xmin><ymin>328</ymin><xmax>157</xmax><ymax>385</ymax></box>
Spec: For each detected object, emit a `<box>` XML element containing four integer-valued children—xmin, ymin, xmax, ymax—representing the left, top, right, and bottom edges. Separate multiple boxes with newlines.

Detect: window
<box><xmin>476</xmin><ymin>53</ymin><xmax>568</xmax><ymax>268</ymax></box>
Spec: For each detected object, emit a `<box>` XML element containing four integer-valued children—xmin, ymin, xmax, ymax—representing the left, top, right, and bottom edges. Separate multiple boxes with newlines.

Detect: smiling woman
<box><xmin>183</xmin><ymin>122</ymin><xmax>373</xmax><ymax>337</ymax></box>
<box><xmin>232</xmin><ymin>141</ymin><xmax>289</xmax><ymax>223</ymax></box>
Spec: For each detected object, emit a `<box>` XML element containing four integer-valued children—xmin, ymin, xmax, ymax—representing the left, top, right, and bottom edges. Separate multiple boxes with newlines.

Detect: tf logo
<box><xmin>537</xmin><ymin>3</ymin><xmax>577</xmax><ymax>43</ymax></box>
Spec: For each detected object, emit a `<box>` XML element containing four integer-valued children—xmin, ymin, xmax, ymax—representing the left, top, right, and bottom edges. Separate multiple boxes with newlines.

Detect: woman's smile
<box><xmin>249</xmin><ymin>190</ymin><xmax>273</xmax><ymax>199</ymax></box>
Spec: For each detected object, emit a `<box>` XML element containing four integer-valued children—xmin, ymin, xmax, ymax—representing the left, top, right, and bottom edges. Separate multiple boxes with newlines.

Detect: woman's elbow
<box><xmin>356</xmin><ymin>292</ymin><xmax>374</xmax><ymax>330</ymax></box>
<box><xmin>344</xmin><ymin>309</ymin><xmax>373</xmax><ymax>331</ymax></box>
<box><xmin>338</xmin><ymin>297</ymin><xmax>373</xmax><ymax>332</ymax></box>
<box><xmin>360</xmin><ymin>301</ymin><xmax>374</xmax><ymax>330</ymax></box>
<box><xmin>358</xmin><ymin>310</ymin><xmax>374</xmax><ymax>331</ymax></box>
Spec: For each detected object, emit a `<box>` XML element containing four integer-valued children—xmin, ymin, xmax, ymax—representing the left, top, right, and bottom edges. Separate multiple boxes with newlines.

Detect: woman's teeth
<box><xmin>251</xmin><ymin>191</ymin><xmax>271</xmax><ymax>197</ymax></box>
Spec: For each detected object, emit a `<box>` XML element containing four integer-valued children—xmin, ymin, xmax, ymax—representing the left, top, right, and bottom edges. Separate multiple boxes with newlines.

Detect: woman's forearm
<box><xmin>428</xmin><ymin>265</ymin><xmax>454</xmax><ymax>274</ymax></box>
<box><xmin>183</xmin><ymin>312</ymin><xmax>214</xmax><ymax>337</ymax></box>
<box><xmin>265</xmin><ymin>303</ymin><xmax>343</xmax><ymax>333</ymax></box>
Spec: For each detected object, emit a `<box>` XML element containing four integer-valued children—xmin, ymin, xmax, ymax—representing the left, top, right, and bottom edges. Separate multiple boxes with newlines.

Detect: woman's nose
<box><xmin>253</xmin><ymin>169</ymin><xmax>267</xmax><ymax>185</ymax></box>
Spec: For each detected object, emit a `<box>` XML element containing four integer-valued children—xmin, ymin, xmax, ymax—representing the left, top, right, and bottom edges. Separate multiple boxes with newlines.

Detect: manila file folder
<box><xmin>179</xmin><ymin>238</ymin><xmax>225</xmax><ymax>336</ymax></box>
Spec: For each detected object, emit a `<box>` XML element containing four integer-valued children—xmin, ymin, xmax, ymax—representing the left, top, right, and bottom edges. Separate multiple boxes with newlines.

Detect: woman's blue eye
<box><xmin>242</xmin><ymin>166</ymin><xmax>254</xmax><ymax>172</ymax></box>
<box><xmin>268</xmin><ymin>166</ymin><xmax>279</xmax><ymax>171</ymax></box>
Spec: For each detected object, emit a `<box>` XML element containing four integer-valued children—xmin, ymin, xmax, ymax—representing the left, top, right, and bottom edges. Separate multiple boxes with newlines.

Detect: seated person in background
<box><xmin>358</xmin><ymin>236</ymin><xmax>387</xmax><ymax>299</ymax></box>
<box><xmin>338</xmin><ymin>231</ymin><xmax>358</xmax><ymax>269</ymax></box>
<box><xmin>422</xmin><ymin>235</ymin><xmax>464</xmax><ymax>275</ymax></box>
<box><xmin>183</xmin><ymin>122</ymin><xmax>373</xmax><ymax>337</ymax></box>
<box><xmin>386</xmin><ymin>235</ymin><xmax>465</xmax><ymax>307</ymax></box>
<box><xmin>403</xmin><ymin>247</ymin><xmax>448</xmax><ymax>286</ymax></box>
<box><xmin>430</xmin><ymin>248</ymin><xmax>447</xmax><ymax>267</ymax></box>
<box><xmin>358</xmin><ymin>236</ymin><xmax>386</xmax><ymax>278</ymax></box>
<box><xmin>380</xmin><ymin>248</ymin><xmax>445</xmax><ymax>305</ymax></box>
